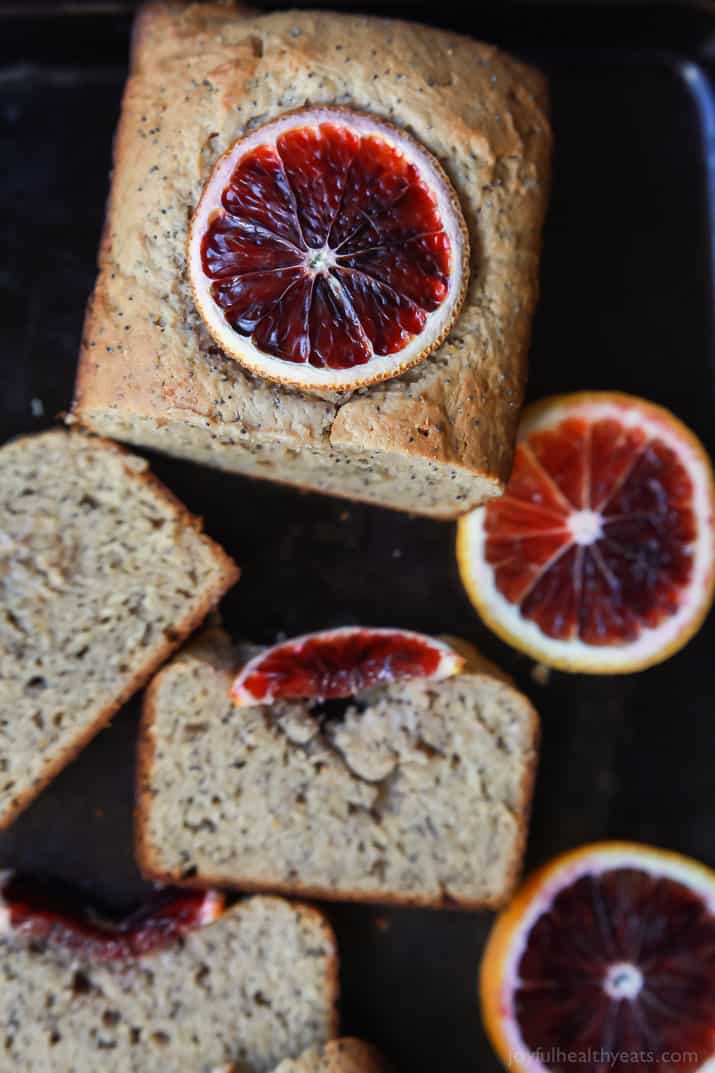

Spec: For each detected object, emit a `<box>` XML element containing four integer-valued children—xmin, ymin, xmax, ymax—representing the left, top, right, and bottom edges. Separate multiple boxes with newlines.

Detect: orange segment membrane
<box><xmin>201</xmin><ymin>123</ymin><xmax>451</xmax><ymax>369</ymax></box>
<box><xmin>237</xmin><ymin>630</ymin><xmax>443</xmax><ymax>703</ymax></box>
<box><xmin>485</xmin><ymin>417</ymin><xmax>696</xmax><ymax>644</ymax></box>
<box><xmin>3</xmin><ymin>875</ymin><xmax>217</xmax><ymax>961</ymax></box>
<box><xmin>514</xmin><ymin>868</ymin><xmax>715</xmax><ymax>1073</ymax></box>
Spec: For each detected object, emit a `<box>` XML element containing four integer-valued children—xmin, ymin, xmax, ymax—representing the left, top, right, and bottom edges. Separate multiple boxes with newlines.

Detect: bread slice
<box><xmin>0</xmin><ymin>428</ymin><xmax>238</xmax><ymax>828</ymax></box>
<box><xmin>136</xmin><ymin>629</ymin><xmax>539</xmax><ymax>908</ymax></box>
<box><xmin>272</xmin><ymin>1040</ymin><xmax>388</xmax><ymax>1073</ymax></box>
<box><xmin>0</xmin><ymin>890</ymin><xmax>338</xmax><ymax>1072</ymax></box>
<box><xmin>72</xmin><ymin>2</ymin><xmax>551</xmax><ymax>518</ymax></box>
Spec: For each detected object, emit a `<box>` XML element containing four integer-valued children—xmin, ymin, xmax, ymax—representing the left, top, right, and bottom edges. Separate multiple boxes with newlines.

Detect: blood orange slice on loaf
<box><xmin>188</xmin><ymin>107</ymin><xmax>469</xmax><ymax>391</ymax></box>
<box><xmin>480</xmin><ymin>842</ymin><xmax>715</xmax><ymax>1073</ymax></box>
<box><xmin>230</xmin><ymin>627</ymin><xmax>463</xmax><ymax>706</ymax></box>
<box><xmin>458</xmin><ymin>392</ymin><xmax>715</xmax><ymax>673</ymax></box>
<box><xmin>1</xmin><ymin>875</ymin><xmax>223</xmax><ymax>960</ymax></box>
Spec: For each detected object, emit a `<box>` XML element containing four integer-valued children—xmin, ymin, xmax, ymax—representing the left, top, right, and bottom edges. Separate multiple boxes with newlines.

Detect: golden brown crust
<box><xmin>73</xmin><ymin>1</ymin><xmax>551</xmax><ymax>516</ymax></box>
<box><xmin>437</xmin><ymin>634</ymin><xmax>513</xmax><ymax>683</ymax></box>
<box><xmin>135</xmin><ymin>630</ymin><xmax>539</xmax><ymax>910</ymax></box>
<box><xmin>88</xmin><ymin>413</ymin><xmax>504</xmax><ymax>519</ymax></box>
<box><xmin>135</xmin><ymin>668</ymin><xmax>173</xmax><ymax>873</ymax></box>
<box><xmin>137</xmin><ymin>859</ymin><xmax>521</xmax><ymax>912</ymax></box>
<box><xmin>0</xmin><ymin>427</ymin><xmax>239</xmax><ymax>831</ymax></box>
<box><xmin>323</xmin><ymin>1039</ymin><xmax>389</xmax><ymax>1073</ymax></box>
<box><xmin>499</xmin><ymin>701</ymin><xmax>540</xmax><ymax>900</ymax></box>
<box><xmin>295</xmin><ymin>903</ymin><xmax>341</xmax><ymax>1042</ymax></box>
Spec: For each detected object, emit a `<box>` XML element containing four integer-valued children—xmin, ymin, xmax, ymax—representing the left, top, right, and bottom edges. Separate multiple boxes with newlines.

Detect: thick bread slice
<box><xmin>0</xmin><ymin>894</ymin><xmax>338</xmax><ymax>1072</ymax></box>
<box><xmin>72</xmin><ymin>2</ymin><xmax>551</xmax><ymax>519</ymax></box>
<box><xmin>0</xmin><ymin>428</ymin><xmax>238</xmax><ymax>828</ymax></box>
<box><xmin>137</xmin><ymin>630</ymin><xmax>539</xmax><ymax>908</ymax></box>
<box><xmin>272</xmin><ymin>1040</ymin><xmax>388</xmax><ymax>1073</ymax></box>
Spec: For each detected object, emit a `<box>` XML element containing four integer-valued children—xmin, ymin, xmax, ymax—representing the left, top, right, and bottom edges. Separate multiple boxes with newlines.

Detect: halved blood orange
<box><xmin>229</xmin><ymin>627</ymin><xmax>463</xmax><ymax>707</ymax></box>
<box><xmin>188</xmin><ymin>106</ymin><xmax>469</xmax><ymax>391</ymax></box>
<box><xmin>458</xmin><ymin>392</ymin><xmax>715</xmax><ymax>673</ymax></box>
<box><xmin>480</xmin><ymin>842</ymin><xmax>715</xmax><ymax>1073</ymax></box>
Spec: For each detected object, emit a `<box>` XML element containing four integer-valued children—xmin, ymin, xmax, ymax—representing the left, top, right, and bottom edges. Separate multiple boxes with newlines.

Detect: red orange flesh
<box><xmin>480</xmin><ymin>842</ymin><xmax>715</xmax><ymax>1073</ymax></box>
<box><xmin>189</xmin><ymin>107</ymin><xmax>469</xmax><ymax>391</ymax></box>
<box><xmin>1</xmin><ymin>874</ymin><xmax>223</xmax><ymax>960</ymax></box>
<box><xmin>230</xmin><ymin>627</ymin><xmax>463</xmax><ymax>707</ymax></box>
<box><xmin>458</xmin><ymin>393</ymin><xmax>715</xmax><ymax>672</ymax></box>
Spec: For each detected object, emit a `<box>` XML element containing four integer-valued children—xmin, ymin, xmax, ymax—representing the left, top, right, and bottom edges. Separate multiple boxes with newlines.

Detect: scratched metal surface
<box><xmin>1</xmin><ymin>9</ymin><xmax>715</xmax><ymax>1071</ymax></box>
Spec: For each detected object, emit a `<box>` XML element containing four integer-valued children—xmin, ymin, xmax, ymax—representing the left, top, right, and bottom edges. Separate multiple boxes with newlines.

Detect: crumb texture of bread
<box><xmin>73</xmin><ymin>2</ymin><xmax>551</xmax><ymax>518</ymax></box>
<box><xmin>0</xmin><ymin>428</ymin><xmax>238</xmax><ymax>828</ymax></box>
<box><xmin>0</xmin><ymin>895</ymin><xmax>337</xmax><ymax>1073</ymax></box>
<box><xmin>137</xmin><ymin>631</ymin><xmax>539</xmax><ymax>907</ymax></box>
<box><xmin>272</xmin><ymin>1039</ymin><xmax>388</xmax><ymax>1073</ymax></box>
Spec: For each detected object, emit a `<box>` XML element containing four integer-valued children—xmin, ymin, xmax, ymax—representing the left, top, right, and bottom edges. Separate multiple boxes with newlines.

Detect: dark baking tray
<box><xmin>2</xmin><ymin>5</ymin><xmax>715</xmax><ymax>1072</ymax></box>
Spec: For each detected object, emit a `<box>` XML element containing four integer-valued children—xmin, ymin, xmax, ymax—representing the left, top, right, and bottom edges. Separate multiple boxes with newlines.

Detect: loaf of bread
<box><xmin>0</xmin><ymin>428</ymin><xmax>238</xmax><ymax>829</ymax></box>
<box><xmin>136</xmin><ymin>629</ymin><xmax>539</xmax><ymax>908</ymax></box>
<box><xmin>0</xmin><ymin>885</ymin><xmax>337</xmax><ymax>1072</ymax></box>
<box><xmin>272</xmin><ymin>1040</ymin><xmax>388</xmax><ymax>1073</ymax></box>
<box><xmin>73</xmin><ymin>2</ymin><xmax>551</xmax><ymax>518</ymax></box>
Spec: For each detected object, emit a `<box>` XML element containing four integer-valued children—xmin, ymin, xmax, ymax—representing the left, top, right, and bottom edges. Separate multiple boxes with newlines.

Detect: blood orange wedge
<box><xmin>457</xmin><ymin>392</ymin><xmax>715</xmax><ymax>673</ymax></box>
<box><xmin>480</xmin><ymin>842</ymin><xmax>715</xmax><ymax>1073</ymax></box>
<box><xmin>188</xmin><ymin>106</ymin><xmax>469</xmax><ymax>391</ymax></box>
<box><xmin>229</xmin><ymin>627</ymin><xmax>463</xmax><ymax>707</ymax></box>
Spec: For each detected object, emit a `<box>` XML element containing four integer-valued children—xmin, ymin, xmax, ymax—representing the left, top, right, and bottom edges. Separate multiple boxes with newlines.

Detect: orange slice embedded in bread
<box><xmin>188</xmin><ymin>107</ymin><xmax>469</xmax><ymax>391</ymax></box>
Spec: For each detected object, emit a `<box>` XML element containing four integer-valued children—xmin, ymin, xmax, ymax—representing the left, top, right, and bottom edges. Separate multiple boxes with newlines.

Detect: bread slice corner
<box><xmin>0</xmin><ymin>427</ymin><xmax>239</xmax><ymax>828</ymax></box>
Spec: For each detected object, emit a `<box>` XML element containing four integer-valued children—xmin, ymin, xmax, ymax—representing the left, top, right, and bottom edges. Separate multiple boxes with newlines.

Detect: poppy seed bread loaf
<box><xmin>272</xmin><ymin>1040</ymin><xmax>388</xmax><ymax>1073</ymax></box>
<box><xmin>136</xmin><ymin>629</ymin><xmax>539</xmax><ymax>908</ymax></box>
<box><xmin>0</xmin><ymin>428</ymin><xmax>238</xmax><ymax>828</ymax></box>
<box><xmin>0</xmin><ymin>892</ymin><xmax>338</xmax><ymax>1072</ymax></box>
<box><xmin>72</xmin><ymin>2</ymin><xmax>551</xmax><ymax>518</ymax></box>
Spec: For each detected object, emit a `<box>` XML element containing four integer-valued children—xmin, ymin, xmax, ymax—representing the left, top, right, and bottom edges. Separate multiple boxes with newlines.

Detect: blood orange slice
<box><xmin>188</xmin><ymin>107</ymin><xmax>469</xmax><ymax>391</ymax></box>
<box><xmin>0</xmin><ymin>873</ymin><xmax>223</xmax><ymax>960</ymax></box>
<box><xmin>229</xmin><ymin>627</ymin><xmax>463</xmax><ymax>707</ymax></box>
<box><xmin>457</xmin><ymin>392</ymin><xmax>715</xmax><ymax>673</ymax></box>
<box><xmin>480</xmin><ymin>842</ymin><xmax>715</xmax><ymax>1073</ymax></box>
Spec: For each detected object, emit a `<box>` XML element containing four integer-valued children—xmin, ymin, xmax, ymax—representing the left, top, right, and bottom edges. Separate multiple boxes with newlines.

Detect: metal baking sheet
<box><xmin>1</xmin><ymin>7</ymin><xmax>715</xmax><ymax>1071</ymax></box>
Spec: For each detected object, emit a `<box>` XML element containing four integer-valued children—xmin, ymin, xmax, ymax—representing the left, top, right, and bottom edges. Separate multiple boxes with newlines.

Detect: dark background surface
<box><xmin>1</xmin><ymin>5</ymin><xmax>715</xmax><ymax>1071</ymax></box>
